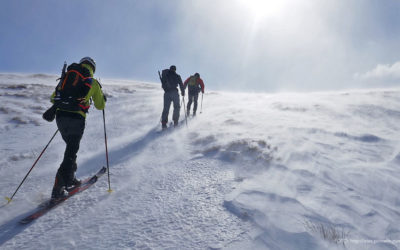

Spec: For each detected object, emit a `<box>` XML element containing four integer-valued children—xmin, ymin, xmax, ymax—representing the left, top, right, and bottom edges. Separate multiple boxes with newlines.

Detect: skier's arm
<box><xmin>183</xmin><ymin>77</ymin><xmax>190</xmax><ymax>89</ymax></box>
<box><xmin>91</xmin><ymin>79</ymin><xmax>106</xmax><ymax>110</ymax></box>
<box><xmin>198</xmin><ymin>78</ymin><xmax>205</xmax><ymax>93</ymax></box>
<box><xmin>178</xmin><ymin>76</ymin><xmax>185</xmax><ymax>96</ymax></box>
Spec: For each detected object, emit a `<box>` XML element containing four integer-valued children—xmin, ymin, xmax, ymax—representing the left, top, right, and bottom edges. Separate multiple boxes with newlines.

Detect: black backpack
<box><xmin>161</xmin><ymin>69</ymin><xmax>181</xmax><ymax>91</ymax></box>
<box><xmin>53</xmin><ymin>63</ymin><xmax>93</xmax><ymax>113</ymax></box>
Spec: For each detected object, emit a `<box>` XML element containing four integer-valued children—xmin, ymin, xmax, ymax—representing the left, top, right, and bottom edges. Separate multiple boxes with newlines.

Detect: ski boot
<box><xmin>51</xmin><ymin>182</ymin><xmax>68</xmax><ymax>202</ymax></box>
<box><xmin>66</xmin><ymin>169</ymin><xmax>82</xmax><ymax>191</ymax></box>
<box><xmin>162</xmin><ymin>121</ymin><xmax>167</xmax><ymax>130</ymax></box>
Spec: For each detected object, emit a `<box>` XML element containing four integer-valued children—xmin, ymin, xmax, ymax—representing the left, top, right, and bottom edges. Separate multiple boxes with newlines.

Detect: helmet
<box><xmin>194</xmin><ymin>73</ymin><xmax>200</xmax><ymax>77</ymax></box>
<box><xmin>79</xmin><ymin>57</ymin><xmax>96</xmax><ymax>73</ymax></box>
<box><xmin>170</xmin><ymin>65</ymin><xmax>176</xmax><ymax>71</ymax></box>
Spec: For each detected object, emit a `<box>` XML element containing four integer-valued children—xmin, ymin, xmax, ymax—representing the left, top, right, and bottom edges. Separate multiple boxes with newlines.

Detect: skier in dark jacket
<box><xmin>50</xmin><ymin>57</ymin><xmax>106</xmax><ymax>200</ymax></box>
<box><xmin>160</xmin><ymin>65</ymin><xmax>185</xmax><ymax>129</ymax></box>
<box><xmin>183</xmin><ymin>73</ymin><xmax>205</xmax><ymax>116</ymax></box>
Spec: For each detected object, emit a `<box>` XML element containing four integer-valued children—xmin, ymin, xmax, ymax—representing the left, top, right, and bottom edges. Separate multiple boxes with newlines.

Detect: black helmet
<box><xmin>194</xmin><ymin>73</ymin><xmax>200</xmax><ymax>77</ymax></box>
<box><xmin>170</xmin><ymin>65</ymin><xmax>176</xmax><ymax>71</ymax></box>
<box><xmin>80</xmin><ymin>57</ymin><xmax>96</xmax><ymax>73</ymax></box>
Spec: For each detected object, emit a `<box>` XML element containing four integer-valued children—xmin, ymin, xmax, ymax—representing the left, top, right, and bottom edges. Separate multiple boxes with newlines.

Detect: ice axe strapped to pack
<box><xmin>42</xmin><ymin>62</ymin><xmax>67</xmax><ymax>122</ymax></box>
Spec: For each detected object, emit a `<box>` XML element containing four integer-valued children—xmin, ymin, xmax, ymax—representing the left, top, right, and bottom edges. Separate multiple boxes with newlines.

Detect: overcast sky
<box><xmin>1</xmin><ymin>0</ymin><xmax>399</xmax><ymax>92</ymax></box>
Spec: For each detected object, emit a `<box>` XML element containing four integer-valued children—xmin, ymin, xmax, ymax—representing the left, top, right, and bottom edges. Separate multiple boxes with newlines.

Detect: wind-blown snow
<box><xmin>1</xmin><ymin>73</ymin><xmax>400</xmax><ymax>249</ymax></box>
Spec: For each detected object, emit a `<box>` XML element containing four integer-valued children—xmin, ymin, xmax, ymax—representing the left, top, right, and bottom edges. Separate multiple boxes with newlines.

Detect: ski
<box><xmin>19</xmin><ymin>167</ymin><xmax>107</xmax><ymax>224</ymax></box>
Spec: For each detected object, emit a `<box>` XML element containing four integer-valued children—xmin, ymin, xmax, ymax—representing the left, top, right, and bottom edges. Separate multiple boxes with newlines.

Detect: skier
<box><xmin>50</xmin><ymin>57</ymin><xmax>106</xmax><ymax>199</ymax></box>
<box><xmin>183</xmin><ymin>73</ymin><xmax>205</xmax><ymax>116</ymax></box>
<box><xmin>160</xmin><ymin>65</ymin><xmax>185</xmax><ymax>129</ymax></box>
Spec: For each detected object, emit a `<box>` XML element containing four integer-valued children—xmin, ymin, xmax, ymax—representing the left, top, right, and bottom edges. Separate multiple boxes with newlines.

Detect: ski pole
<box><xmin>5</xmin><ymin>129</ymin><xmax>59</xmax><ymax>204</ymax></box>
<box><xmin>182</xmin><ymin>95</ymin><xmax>188</xmax><ymax>127</ymax></box>
<box><xmin>200</xmin><ymin>93</ymin><xmax>203</xmax><ymax>114</ymax></box>
<box><xmin>102</xmin><ymin>109</ymin><xmax>112</xmax><ymax>193</ymax></box>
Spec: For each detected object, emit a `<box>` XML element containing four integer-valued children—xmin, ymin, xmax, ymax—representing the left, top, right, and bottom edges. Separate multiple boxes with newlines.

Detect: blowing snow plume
<box><xmin>1</xmin><ymin>74</ymin><xmax>400</xmax><ymax>249</ymax></box>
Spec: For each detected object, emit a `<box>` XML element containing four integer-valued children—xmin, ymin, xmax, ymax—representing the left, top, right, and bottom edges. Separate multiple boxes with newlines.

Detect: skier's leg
<box><xmin>193</xmin><ymin>93</ymin><xmax>199</xmax><ymax>115</ymax></box>
<box><xmin>172</xmin><ymin>91</ymin><xmax>181</xmax><ymax>124</ymax></box>
<box><xmin>53</xmin><ymin>115</ymin><xmax>84</xmax><ymax>197</ymax></box>
<box><xmin>161</xmin><ymin>91</ymin><xmax>172</xmax><ymax>127</ymax></box>
<box><xmin>187</xmin><ymin>94</ymin><xmax>193</xmax><ymax>115</ymax></box>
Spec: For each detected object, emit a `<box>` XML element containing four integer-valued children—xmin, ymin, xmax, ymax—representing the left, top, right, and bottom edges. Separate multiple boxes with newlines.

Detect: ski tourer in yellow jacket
<box><xmin>50</xmin><ymin>57</ymin><xmax>106</xmax><ymax>200</ymax></box>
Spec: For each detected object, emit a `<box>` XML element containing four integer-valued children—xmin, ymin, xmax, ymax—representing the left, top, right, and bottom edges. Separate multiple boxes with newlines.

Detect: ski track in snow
<box><xmin>1</xmin><ymin>74</ymin><xmax>400</xmax><ymax>249</ymax></box>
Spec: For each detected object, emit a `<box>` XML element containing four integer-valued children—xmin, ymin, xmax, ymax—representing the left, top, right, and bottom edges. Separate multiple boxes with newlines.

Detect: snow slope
<box><xmin>1</xmin><ymin>73</ymin><xmax>400</xmax><ymax>249</ymax></box>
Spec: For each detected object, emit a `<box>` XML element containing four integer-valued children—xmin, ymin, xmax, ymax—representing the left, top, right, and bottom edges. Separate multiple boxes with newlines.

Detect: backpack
<box><xmin>53</xmin><ymin>63</ymin><xmax>93</xmax><ymax>113</ymax></box>
<box><xmin>161</xmin><ymin>69</ymin><xmax>172</xmax><ymax>91</ymax></box>
<box><xmin>161</xmin><ymin>69</ymin><xmax>180</xmax><ymax>91</ymax></box>
<box><xmin>188</xmin><ymin>76</ymin><xmax>200</xmax><ymax>94</ymax></box>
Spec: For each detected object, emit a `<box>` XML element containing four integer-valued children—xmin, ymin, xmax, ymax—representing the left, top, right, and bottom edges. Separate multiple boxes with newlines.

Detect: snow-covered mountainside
<box><xmin>1</xmin><ymin>73</ymin><xmax>400</xmax><ymax>250</ymax></box>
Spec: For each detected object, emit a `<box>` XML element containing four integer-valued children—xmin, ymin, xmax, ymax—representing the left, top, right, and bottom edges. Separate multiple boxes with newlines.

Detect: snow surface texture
<box><xmin>1</xmin><ymin>73</ymin><xmax>400</xmax><ymax>250</ymax></box>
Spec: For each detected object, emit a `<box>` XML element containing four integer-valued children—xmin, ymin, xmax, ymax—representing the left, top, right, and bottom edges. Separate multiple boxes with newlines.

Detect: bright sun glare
<box><xmin>238</xmin><ymin>0</ymin><xmax>287</xmax><ymax>20</ymax></box>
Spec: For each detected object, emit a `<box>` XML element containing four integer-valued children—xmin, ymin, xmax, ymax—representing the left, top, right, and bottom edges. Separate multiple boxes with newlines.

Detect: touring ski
<box><xmin>19</xmin><ymin>167</ymin><xmax>107</xmax><ymax>224</ymax></box>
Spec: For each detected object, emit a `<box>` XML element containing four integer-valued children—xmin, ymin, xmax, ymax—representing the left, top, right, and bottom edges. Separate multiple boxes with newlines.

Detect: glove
<box><xmin>103</xmin><ymin>95</ymin><xmax>107</xmax><ymax>102</ymax></box>
<box><xmin>42</xmin><ymin>105</ymin><xmax>56</xmax><ymax>122</ymax></box>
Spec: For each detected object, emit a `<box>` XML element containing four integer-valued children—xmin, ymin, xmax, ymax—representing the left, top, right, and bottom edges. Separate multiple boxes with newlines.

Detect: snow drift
<box><xmin>1</xmin><ymin>73</ymin><xmax>400</xmax><ymax>249</ymax></box>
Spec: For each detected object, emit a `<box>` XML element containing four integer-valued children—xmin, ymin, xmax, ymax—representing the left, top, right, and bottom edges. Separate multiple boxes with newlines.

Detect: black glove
<box><xmin>42</xmin><ymin>105</ymin><xmax>56</xmax><ymax>122</ymax></box>
<box><xmin>103</xmin><ymin>95</ymin><xmax>107</xmax><ymax>102</ymax></box>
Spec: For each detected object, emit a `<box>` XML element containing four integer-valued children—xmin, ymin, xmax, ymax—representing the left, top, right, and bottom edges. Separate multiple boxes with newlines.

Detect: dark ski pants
<box><xmin>54</xmin><ymin>112</ymin><xmax>85</xmax><ymax>188</ymax></box>
<box><xmin>187</xmin><ymin>92</ymin><xmax>199</xmax><ymax>115</ymax></box>
<box><xmin>161</xmin><ymin>90</ymin><xmax>180</xmax><ymax>124</ymax></box>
